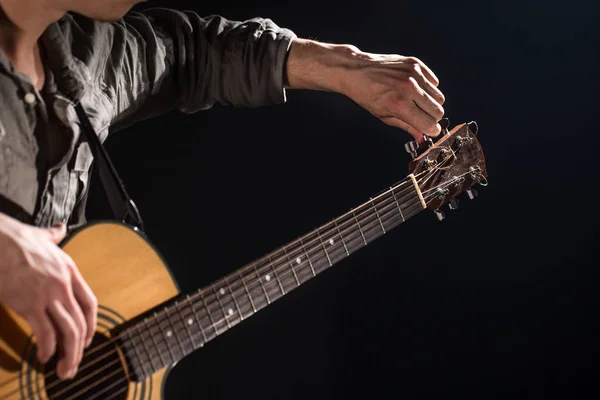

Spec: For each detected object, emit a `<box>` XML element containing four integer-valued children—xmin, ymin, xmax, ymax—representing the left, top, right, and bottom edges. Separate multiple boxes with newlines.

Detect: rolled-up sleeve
<box><xmin>68</xmin><ymin>8</ymin><xmax>297</xmax><ymax>131</ymax></box>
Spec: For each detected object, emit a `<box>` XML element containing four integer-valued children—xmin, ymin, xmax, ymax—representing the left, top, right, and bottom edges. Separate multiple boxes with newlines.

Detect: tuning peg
<box><xmin>449</xmin><ymin>198</ymin><xmax>459</xmax><ymax>210</ymax></box>
<box><xmin>466</xmin><ymin>188</ymin><xmax>478</xmax><ymax>200</ymax></box>
<box><xmin>440</xmin><ymin>118</ymin><xmax>450</xmax><ymax>135</ymax></box>
<box><xmin>423</xmin><ymin>134</ymin><xmax>434</xmax><ymax>148</ymax></box>
<box><xmin>434</xmin><ymin>209</ymin><xmax>445</xmax><ymax>221</ymax></box>
<box><xmin>467</xmin><ymin>121</ymin><xmax>479</xmax><ymax>136</ymax></box>
<box><xmin>405</xmin><ymin>140</ymin><xmax>420</xmax><ymax>159</ymax></box>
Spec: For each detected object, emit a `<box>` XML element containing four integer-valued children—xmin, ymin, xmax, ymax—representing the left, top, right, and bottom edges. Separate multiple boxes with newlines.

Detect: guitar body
<box><xmin>0</xmin><ymin>221</ymin><xmax>179</xmax><ymax>400</ymax></box>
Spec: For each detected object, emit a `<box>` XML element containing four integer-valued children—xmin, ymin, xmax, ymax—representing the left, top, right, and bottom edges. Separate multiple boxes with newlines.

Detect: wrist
<box><xmin>285</xmin><ymin>38</ymin><xmax>366</xmax><ymax>95</ymax></box>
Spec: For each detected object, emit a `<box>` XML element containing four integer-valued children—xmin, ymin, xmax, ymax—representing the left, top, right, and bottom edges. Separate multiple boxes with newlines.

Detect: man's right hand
<box><xmin>0</xmin><ymin>213</ymin><xmax>97</xmax><ymax>380</ymax></box>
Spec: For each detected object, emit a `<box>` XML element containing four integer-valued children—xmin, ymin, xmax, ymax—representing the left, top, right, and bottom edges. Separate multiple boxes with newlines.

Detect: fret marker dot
<box><xmin>296</xmin><ymin>257</ymin><xmax>302</xmax><ymax>264</ymax></box>
<box><xmin>219</xmin><ymin>288</ymin><xmax>225</xmax><ymax>295</ymax></box>
<box><xmin>166</xmin><ymin>330</ymin><xmax>172</xmax><ymax>338</ymax></box>
<box><xmin>329</xmin><ymin>239</ymin><xmax>335</xmax><ymax>245</ymax></box>
<box><xmin>265</xmin><ymin>274</ymin><xmax>271</xmax><ymax>281</ymax></box>
<box><xmin>188</xmin><ymin>318</ymin><xmax>194</xmax><ymax>325</ymax></box>
<box><xmin>228</xmin><ymin>308</ymin><xmax>234</xmax><ymax>316</ymax></box>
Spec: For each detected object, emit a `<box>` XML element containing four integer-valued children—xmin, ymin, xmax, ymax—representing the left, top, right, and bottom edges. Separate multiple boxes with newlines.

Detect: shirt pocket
<box><xmin>0</xmin><ymin>139</ymin><xmax>39</xmax><ymax>213</ymax></box>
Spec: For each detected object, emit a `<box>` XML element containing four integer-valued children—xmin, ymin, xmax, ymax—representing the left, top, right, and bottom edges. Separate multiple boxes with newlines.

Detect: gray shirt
<box><xmin>0</xmin><ymin>8</ymin><xmax>296</xmax><ymax>228</ymax></box>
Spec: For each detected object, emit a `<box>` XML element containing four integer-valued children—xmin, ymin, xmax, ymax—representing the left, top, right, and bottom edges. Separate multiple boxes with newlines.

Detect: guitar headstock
<box><xmin>406</xmin><ymin>118</ymin><xmax>487</xmax><ymax>221</ymax></box>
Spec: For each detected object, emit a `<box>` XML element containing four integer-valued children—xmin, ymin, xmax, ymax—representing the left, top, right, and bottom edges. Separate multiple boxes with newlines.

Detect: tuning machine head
<box><xmin>466</xmin><ymin>188</ymin><xmax>478</xmax><ymax>200</ymax></box>
<box><xmin>434</xmin><ymin>209</ymin><xmax>445</xmax><ymax>221</ymax></box>
<box><xmin>404</xmin><ymin>140</ymin><xmax>420</xmax><ymax>160</ymax></box>
<box><xmin>448</xmin><ymin>198</ymin><xmax>459</xmax><ymax>210</ymax></box>
<box><xmin>440</xmin><ymin>118</ymin><xmax>450</xmax><ymax>135</ymax></box>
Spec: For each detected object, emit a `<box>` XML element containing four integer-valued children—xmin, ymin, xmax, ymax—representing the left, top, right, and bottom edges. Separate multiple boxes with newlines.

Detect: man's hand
<box><xmin>0</xmin><ymin>213</ymin><xmax>97</xmax><ymax>380</ymax></box>
<box><xmin>285</xmin><ymin>39</ymin><xmax>446</xmax><ymax>144</ymax></box>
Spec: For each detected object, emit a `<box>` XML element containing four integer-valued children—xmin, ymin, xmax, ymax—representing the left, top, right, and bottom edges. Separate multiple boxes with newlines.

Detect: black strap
<box><xmin>74</xmin><ymin>103</ymin><xmax>145</xmax><ymax>232</ymax></box>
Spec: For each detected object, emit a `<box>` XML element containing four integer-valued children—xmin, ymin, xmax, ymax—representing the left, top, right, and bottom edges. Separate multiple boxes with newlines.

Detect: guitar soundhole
<box><xmin>44</xmin><ymin>333</ymin><xmax>128</xmax><ymax>400</ymax></box>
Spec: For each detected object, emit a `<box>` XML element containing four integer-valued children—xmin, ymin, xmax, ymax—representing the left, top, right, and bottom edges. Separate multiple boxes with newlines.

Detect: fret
<box><xmin>360</xmin><ymin>213</ymin><xmax>383</xmax><ymax>244</ymax></box>
<box><xmin>215</xmin><ymin>284</ymin><xmax>242</xmax><ymax>329</ymax></box>
<box><xmin>253</xmin><ymin>259</ymin><xmax>283</xmax><ymax>303</ymax></box>
<box><xmin>316</xmin><ymin>228</ymin><xmax>332</xmax><ymax>266</ymax></box>
<box><xmin>126</xmin><ymin>329</ymin><xmax>149</xmax><ymax>378</ymax></box>
<box><xmin>213</xmin><ymin>286</ymin><xmax>232</xmax><ymax>329</ymax></box>
<box><xmin>303</xmin><ymin>235</ymin><xmax>330</xmax><ymax>274</ymax></box>
<box><xmin>145</xmin><ymin>316</ymin><xmax>168</xmax><ymax>367</ymax></box>
<box><xmin>134</xmin><ymin>321</ymin><xmax>158</xmax><ymax>373</ymax></box>
<box><xmin>340</xmin><ymin>218</ymin><xmax>371</xmax><ymax>254</ymax></box>
<box><xmin>195</xmin><ymin>299</ymin><xmax>219</xmax><ymax>342</ymax></box>
<box><xmin>380</xmin><ymin>194</ymin><xmax>405</xmax><ymax>232</ymax></box>
<box><xmin>187</xmin><ymin>294</ymin><xmax>208</xmax><ymax>345</ymax></box>
<box><xmin>283</xmin><ymin>241</ymin><xmax>313</xmax><ymax>284</ymax></box>
<box><xmin>238</xmin><ymin>268</ymin><xmax>268</xmax><ymax>313</ymax></box>
<box><xmin>267</xmin><ymin>256</ymin><xmax>286</xmax><ymax>295</ymax></box>
<box><xmin>174</xmin><ymin>300</ymin><xmax>197</xmax><ymax>350</ymax></box>
<box><xmin>323</xmin><ymin>225</ymin><xmax>353</xmax><ymax>265</ymax></box>
<box><xmin>226</xmin><ymin>278</ymin><xmax>247</xmax><ymax>321</ymax></box>
<box><xmin>200</xmin><ymin>292</ymin><xmax>223</xmax><ymax>337</ymax></box>
<box><xmin>370</xmin><ymin>198</ymin><xmax>386</xmax><ymax>234</ymax></box>
<box><xmin>282</xmin><ymin>247</ymin><xmax>301</xmax><ymax>286</ymax></box>
<box><xmin>390</xmin><ymin>186</ymin><xmax>406</xmax><ymax>222</ymax></box>
<box><xmin>351</xmin><ymin>209</ymin><xmax>368</xmax><ymax>245</ymax></box>
<box><xmin>252</xmin><ymin>263</ymin><xmax>271</xmax><ymax>305</ymax></box>
<box><xmin>152</xmin><ymin>312</ymin><xmax>175</xmax><ymax>365</ymax></box>
<box><xmin>333</xmin><ymin>219</ymin><xmax>350</xmax><ymax>256</ymax></box>
<box><xmin>238</xmin><ymin>272</ymin><xmax>257</xmax><ymax>313</ymax></box>
<box><xmin>163</xmin><ymin>307</ymin><xmax>186</xmax><ymax>361</ymax></box>
<box><xmin>298</xmin><ymin>237</ymin><xmax>316</xmax><ymax>277</ymax></box>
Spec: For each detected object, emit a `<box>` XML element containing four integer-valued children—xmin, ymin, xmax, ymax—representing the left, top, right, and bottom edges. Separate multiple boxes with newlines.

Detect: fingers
<box><xmin>381</xmin><ymin>116</ymin><xmax>428</xmax><ymax>145</ymax></box>
<box><xmin>413</xmin><ymin>70</ymin><xmax>445</xmax><ymax>105</ymax></box>
<box><xmin>28</xmin><ymin>311</ymin><xmax>57</xmax><ymax>364</ymax></box>
<box><xmin>409</xmin><ymin>77</ymin><xmax>445</xmax><ymax>125</ymax></box>
<box><xmin>48</xmin><ymin>300</ymin><xmax>83</xmax><ymax>379</ymax></box>
<box><xmin>42</xmin><ymin>223</ymin><xmax>67</xmax><ymax>245</ymax></box>
<box><xmin>386</xmin><ymin>94</ymin><xmax>441</xmax><ymax>139</ymax></box>
<box><xmin>70</xmin><ymin>262</ymin><xmax>97</xmax><ymax>347</ymax></box>
<box><xmin>409</xmin><ymin>57</ymin><xmax>440</xmax><ymax>87</ymax></box>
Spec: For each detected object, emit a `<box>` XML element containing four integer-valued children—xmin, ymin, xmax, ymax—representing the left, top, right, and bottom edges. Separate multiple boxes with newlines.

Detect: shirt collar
<box><xmin>40</xmin><ymin>14</ymin><xmax>86</xmax><ymax>103</ymax></box>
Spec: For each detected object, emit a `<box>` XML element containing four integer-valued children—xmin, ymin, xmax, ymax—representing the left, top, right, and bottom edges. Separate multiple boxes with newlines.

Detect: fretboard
<box><xmin>121</xmin><ymin>174</ymin><xmax>427</xmax><ymax>380</ymax></box>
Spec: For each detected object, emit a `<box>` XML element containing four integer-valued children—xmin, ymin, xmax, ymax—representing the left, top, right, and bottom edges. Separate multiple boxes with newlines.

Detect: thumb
<box><xmin>45</xmin><ymin>222</ymin><xmax>67</xmax><ymax>245</ymax></box>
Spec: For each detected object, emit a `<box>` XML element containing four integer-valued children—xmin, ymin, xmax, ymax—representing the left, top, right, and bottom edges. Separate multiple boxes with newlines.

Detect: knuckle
<box><xmin>436</xmin><ymin>106</ymin><xmax>445</xmax><ymax>120</ymax></box>
<box><xmin>86</xmin><ymin>293</ymin><xmax>98</xmax><ymax>313</ymax></box>
<box><xmin>65</xmin><ymin>324</ymin><xmax>79</xmax><ymax>343</ymax></box>
<box><xmin>50</xmin><ymin>275</ymin><xmax>71</xmax><ymax>295</ymax></box>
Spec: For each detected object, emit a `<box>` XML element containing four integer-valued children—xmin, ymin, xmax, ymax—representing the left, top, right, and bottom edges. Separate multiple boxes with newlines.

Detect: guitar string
<box><xmin>65</xmin><ymin>195</ymin><xmax>433</xmax><ymax>400</ymax></box>
<box><xmin>38</xmin><ymin>176</ymin><xmax>430</xmax><ymax>399</ymax></box>
<box><xmin>73</xmin><ymin>134</ymin><xmax>480</xmax><ymax>400</ymax></box>
<box><xmin>1</xmin><ymin>165</ymin><xmax>468</xmax><ymax>399</ymax></box>
<box><xmin>3</xmin><ymin>195</ymin><xmax>427</xmax><ymax>400</ymax></box>
<box><xmin>92</xmin><ymin>135</ymin><xmax>479</xmax><ymax>400</ymax></box>
<box><xmin>33</xmin><ymin>172</ymin><xmax>424</xmax><ymax>380</ymax></box>
<box><xmin>5</xmin><ymin>171</ymin><xmax>464</xmax><ymax>400</ymax></box>
<box><xmin>0</xmin><ymin>165</ymin><xmax>451</xmax><ymax>399</ymax></box>
<box><xmin>5</xmin><ymin>180</ymin><xmax>455</xmax><ymax>400</ymax></box>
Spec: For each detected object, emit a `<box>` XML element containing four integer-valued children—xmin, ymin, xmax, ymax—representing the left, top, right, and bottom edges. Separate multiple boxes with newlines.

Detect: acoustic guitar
<box><xmin>0</xmin><ymin>120</ymin><xmax>487</xmax><ymax>399</ymax></box>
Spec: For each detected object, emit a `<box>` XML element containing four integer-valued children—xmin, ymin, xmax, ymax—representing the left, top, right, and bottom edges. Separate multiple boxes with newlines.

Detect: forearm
<box><xmin>284</xmin><ymin>38</ymin><xmax>364</xmax><ymax>95</ymax></box>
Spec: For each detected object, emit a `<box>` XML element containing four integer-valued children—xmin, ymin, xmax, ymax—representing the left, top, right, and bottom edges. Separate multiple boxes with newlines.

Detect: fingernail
<box><xmin>69</xmin><ymin>367</ymin><xmax>78</xmax><ymax>379</ymax></box>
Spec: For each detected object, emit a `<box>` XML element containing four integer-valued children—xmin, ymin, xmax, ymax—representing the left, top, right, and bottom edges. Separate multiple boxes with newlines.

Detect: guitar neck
<box><xmin>121</xmin><ymin>174</ymin><xmax>427</xmax><ymax>379</ymax></box>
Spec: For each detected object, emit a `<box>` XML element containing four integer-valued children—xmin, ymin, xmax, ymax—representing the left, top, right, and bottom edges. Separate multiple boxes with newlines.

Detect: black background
<box><xmin>86</xmin><ymin>0</ymin><xmax>600</xmax><ymax>398</ymax></box>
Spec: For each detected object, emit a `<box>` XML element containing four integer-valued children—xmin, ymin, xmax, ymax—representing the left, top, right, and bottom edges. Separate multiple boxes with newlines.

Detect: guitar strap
<box><xmin>74</xmin><ymin>103</ymin><xmax>145</xmax><ymax>232</ymax></box>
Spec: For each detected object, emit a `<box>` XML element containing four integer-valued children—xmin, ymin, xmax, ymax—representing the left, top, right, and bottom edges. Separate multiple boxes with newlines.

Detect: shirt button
<box><xmin>24</xmin><ymin>93</ymin><xmax>36</xmax><ymax>105</ymax></box>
